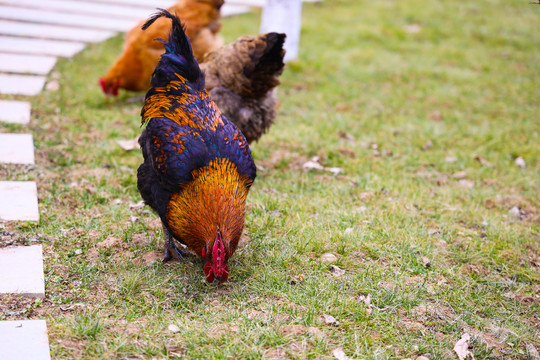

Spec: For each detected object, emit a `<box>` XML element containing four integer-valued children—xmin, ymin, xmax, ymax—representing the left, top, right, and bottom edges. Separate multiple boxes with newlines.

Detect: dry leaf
<box><xmin>302</xmin><ymin>156</ymin><xmax>344</xmax><ymax>175</ymax></box>
<box><xmin>116</xmin><ymin>137</ymin><xmax>140</xmax><ymax>151</ymax></box>
<box><xmin>422</xmin><ymin>140</ymin><xmax>433</xmax><ymax>150</ymax></box>
<box><xmin>404</xmin><ymin>24</ymin><xmax>422</xmax><ymax>33</ymax></box>
<box><xmin>359</xmin><ymin>294</ymin><xmax>371</xmax><ymax>307</ymax></box>
<box><xmin>165</xmin><ymin>344</ymin><xmax>185</xmax><ymax>357</ymax></box>
<box><xmin>167</xmin><ymin>324</ymin><xmax>180</xmax><ymax>333</ymax></box>
<box><xmin>290</xmin><ymin>274</ymin><xmax>304</xmax><ymax>284</ymax></box>
<box><xmin>454</xmin><ymin>333</ymin><xmax>475</xmax><ymax>360</ymax></box>
<box><xmin>358</xmin><ymin>192</ymin><xmax>373</xmax><ymax>201</ymax></box>
<box><xmin>515</xmin><ymin>157</ymin><xmax>526</xmax><ymax>169</ymax></box>
<box><xmin>508</xmin><ymin>206</ymin><xmax>524</xmax><ymax>220</ymax></box>
<box><xmin>129</xmin><ymin>201</ymin><xmax>145</xmax><ymax>210</ymax></box>
<box><xmin>452</xmin><ymin>171</ymin><xmax>467</xmax><ymax>180</ymax></box>
<box><xmin>422</xmin><ymin>257</ymin><xmax>431</xmax><ymax>268</ymax></box>
<box><xmin>321</xmin><ymin>314</ymin><xmax>340</xmax><ymax>325</ymax></box>
<box><xmin>338</xmin><ymin>131</ymin><xmax>356</xmax><ymax>144</ymax></box>
<box><xmin>474</xmin><ymin>155</ymin><xmax>493</xmax><ymax>167</ymax></box>
<box><xmin>303</xmin><ymin>157</ymin><xmax>324</xmax><ymax>171</ymax></box>
<box><xmin>429</xmin><ymin>110</ymin><xmax>442</xmax><ymax>121</ymax></box>
<box><xmin>59</xmin><ymin>303</ymin><xmax>85</xmax><ymax>311</ymax></box>
<box><xmin>321</xmin><ymin>253</ymin><xmax>338</xmax><ymax>263</ymax></box>
<box><xmin>445</xmin><ymin>156</ymin><xmax>457</xmax><ymax>163</ymax></box>
<box><xmin>458</xmin><ymin>179</ymin><xmax>475</xmax><ymax>188</ymax></box>
<box><xmin>359</xmin><ymin>294</ymin><xmax>376</xmax><ymax>315</ymax></box>
<box><xmin>329</xmin><ymin>265</ymin><xmax>345</xmax><ymax>276</ymax></box>
<box><xmin>326</xmin><ymin>167</ymin><xmax>344</xmax><ymax>175</ymax></box>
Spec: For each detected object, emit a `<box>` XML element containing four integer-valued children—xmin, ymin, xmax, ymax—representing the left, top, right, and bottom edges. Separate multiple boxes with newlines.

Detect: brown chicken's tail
<box><xmin>243</xmin><ymin>32</ymin><xmax>286</xmax><ymax>98</ymax></box>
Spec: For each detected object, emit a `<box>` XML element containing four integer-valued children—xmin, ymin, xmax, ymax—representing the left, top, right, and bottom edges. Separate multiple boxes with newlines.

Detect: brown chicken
<box><xmin>200</xmin><ymin>32</ymin><xmax>286</xmax><ymax>143</ymax></box>
<box><xmin>100</xmin><ymin>0</ymin><xmax>224</xmax><ymax>96</ymax></box>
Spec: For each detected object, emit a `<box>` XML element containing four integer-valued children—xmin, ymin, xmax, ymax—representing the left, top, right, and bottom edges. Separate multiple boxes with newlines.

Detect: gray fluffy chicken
<box><xmin>200</xmin><ymin>32</ymin><xmax>286</xmax><ymax>144</ymax></box>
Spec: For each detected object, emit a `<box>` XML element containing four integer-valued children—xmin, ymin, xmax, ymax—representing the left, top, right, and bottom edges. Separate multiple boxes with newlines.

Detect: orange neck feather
<box><xmin>165</xmin><ymin>158</ymin><xmax>251</xmax><ymax>256</ymax></box>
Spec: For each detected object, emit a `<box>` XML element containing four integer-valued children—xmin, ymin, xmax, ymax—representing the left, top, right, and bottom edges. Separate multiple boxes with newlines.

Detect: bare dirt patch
<box><xmin>206</xmin><ymin>324</ymin><xmax>239</xmax><ymax>339</ymax></box>
<box><xmin>264</xmin><ymin>348</ymin><xmax>290</xmax><ymax>359</ymax></box>
<box><xmin>133</xmin><ymin>251</ymin><xmax>162</xmax><ymax>265</ymax></box>
<box><xmin>280</xmin><ymin>324</ymin><xmax>307</xmax><ymax>336</ymax></box>
<box><xmin>484</xmin><ymin>195</ymin><xmax>540</xmax><ymax>224</ymax></box>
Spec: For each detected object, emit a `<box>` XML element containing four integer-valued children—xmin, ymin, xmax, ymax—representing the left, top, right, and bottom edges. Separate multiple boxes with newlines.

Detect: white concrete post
<box><xmin>260</xmin><ymin>0</ymin><xmax>302</xmax><ymax>62</ymax></box>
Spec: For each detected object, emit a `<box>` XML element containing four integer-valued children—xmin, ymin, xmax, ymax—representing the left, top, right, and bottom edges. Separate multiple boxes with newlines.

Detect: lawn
<box><xmin>0</xmin><ymin>0</ymin><xmax>539</xmax><ymax>359</ymax></box>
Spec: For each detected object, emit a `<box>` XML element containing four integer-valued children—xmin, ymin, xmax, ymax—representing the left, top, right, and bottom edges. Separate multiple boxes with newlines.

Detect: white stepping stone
<box><xmin>0</xmin><ymin>5</ymin><xmax>137</xmax><ymax>32</ymax></box>
<box><xmin>0</xmin><ymin>20</ymin><xmax>114</xmax><ymax>43</ymax></box>
<box><xmin>0</xmin><ymin>134</ymin><xmax>35</xmax><ymax>165</ymax></box>
<box><xmin>0</xmin><ymin>53</ymin><xmax>56</xmax><ymax>75</ymax></box>
<box><xmin>221</xmin><ymin>4</ymin><xmax>252</xmax><ymax>17</ymax></box>
<box><xmin>0</xmin><ymin>181</ymin><xmax>39</xmax><ymax>222</ymax></box>
<box><xmin>0</xmin><ymin>245</ymin><xmax>45</xmax><ymax>298</ymax></box>
<box><xmin>0</xmin><ymin>0</ymin><xmax>152</xmax><ymax>21</ymax></box>
<box><xmin>0</xmin><ymin>36</ymin><xmax>85</xmax><ymax>57</ymax></box>
<box><xmin>0</xmin><ymin>320</ymin><xmax>50</xmax><ymax>360</ymax></box>
<box><xmin>0</xmin><ymin>74</ymin><xmax>45</xmax><ymax>96</ymax></box>
<box><xmin>0</xmin><ymin>100</ymin><xmax>31</xmax><ymax>125</ymax></box>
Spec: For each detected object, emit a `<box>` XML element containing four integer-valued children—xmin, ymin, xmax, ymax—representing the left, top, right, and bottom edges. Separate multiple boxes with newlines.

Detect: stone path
<box><xmin>0</xmin><ymin>134</ymin><xmax>35</xmax><ymax>165</ymax></box>
<box><xmin>0</xmin><ymin>320</ymin><xmax>51</xmax><ymax>360</ymax></box>
<box><xmin>0</xmin><ymin>245</ymin><xmax>45</xmax><ymax>297</ymax></box>
<box><xmin>0</xmin><ymin>181</ymin><xmax>40</xmax><ymax>221</ymax></box>
<box><xmin>0</xmin><ymin>100</ymin><xmax>31</xmax><ymax>124</ymax></box>
<box><xmin>0</xmin><ymin>74</ymin><xmax>46</xmax><ymax>96</ymax></box>
<box><xmin>0</xmin><ymin>53</ymin><xmax>57</xmax><ymax>75</ymax></box>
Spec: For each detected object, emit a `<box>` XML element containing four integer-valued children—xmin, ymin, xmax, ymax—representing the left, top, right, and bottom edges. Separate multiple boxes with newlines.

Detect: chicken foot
<box><xmin>162</xmin><ymin>223</ymin><xmax>190</xmax><ymax>262</ymax></box>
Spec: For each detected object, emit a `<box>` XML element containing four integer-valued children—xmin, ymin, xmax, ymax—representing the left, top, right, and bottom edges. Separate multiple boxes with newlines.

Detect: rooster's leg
<box><xmin>161</xmin><ymin>224</ymin><xmax>189</xmax><ymax>262</ymax></box>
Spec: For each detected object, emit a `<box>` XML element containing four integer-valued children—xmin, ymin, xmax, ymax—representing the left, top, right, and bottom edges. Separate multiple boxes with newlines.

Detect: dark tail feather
<box><xmin>142</xmin><ymin>8</ymin><xmax>204</xmax><ymax>90</ymax></box>
<box><xmin>246</xmin><ymin>33</ymin><xmax>286</xmax><ymax>98</ymax></box>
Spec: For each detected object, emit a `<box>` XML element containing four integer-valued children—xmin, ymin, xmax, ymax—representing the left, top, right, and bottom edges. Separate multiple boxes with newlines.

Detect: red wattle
<box><xmin>219</xmin><ymin>264</ymin><xmax>229</xmax><ymax>283</ymax></box>
<box><xmin>204</xmin><ymin>262</ymin><xmax>214</xmax><ymax>283</ymax></box>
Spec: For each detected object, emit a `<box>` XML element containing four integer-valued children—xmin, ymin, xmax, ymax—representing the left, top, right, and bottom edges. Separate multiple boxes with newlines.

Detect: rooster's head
<box><xmin>203</xmin><ymin>227</ymin><xmax>230</xmax><ymax>284</ymax></box>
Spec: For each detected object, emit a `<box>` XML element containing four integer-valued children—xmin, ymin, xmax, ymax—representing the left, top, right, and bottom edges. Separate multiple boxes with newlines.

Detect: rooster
<box><xmin>100</xmin><ymin>0</ymin><xmax>224</xmax><ymax>96</ymax></box>
<box><xmin>200</xmin><ymin>32</ymin><xmax>286</xmax><ymax>144</ymax></box>
<box><xmin>137</xmin><ymin>9</ymin><xmax>256</xmax><ymax>283</ymax></box>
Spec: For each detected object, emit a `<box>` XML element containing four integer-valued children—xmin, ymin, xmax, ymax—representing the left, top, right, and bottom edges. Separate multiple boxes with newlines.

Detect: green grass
<box><xmin>1</xmin><ymin>0</ymin><xmax>539</xmax><ymax>359</ymax></box>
